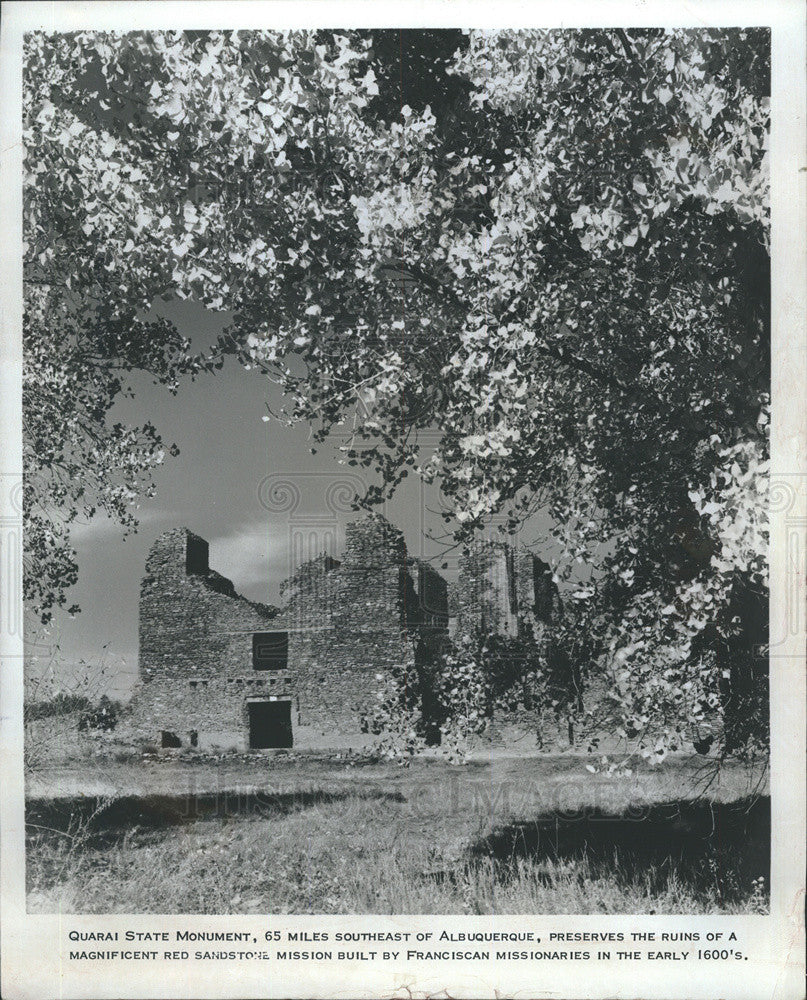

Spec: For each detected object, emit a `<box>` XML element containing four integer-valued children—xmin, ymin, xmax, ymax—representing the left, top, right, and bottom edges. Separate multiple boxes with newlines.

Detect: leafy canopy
<box><xmin>25</xmin><ymin>29</ymin><xmax>769</xmax><ymax>754</ymax></box>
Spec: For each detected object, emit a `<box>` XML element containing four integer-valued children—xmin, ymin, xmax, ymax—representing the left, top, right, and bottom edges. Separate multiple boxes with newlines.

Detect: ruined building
<box><xmin>128</xmin><ymin>515</ymin><xmax>560</xmax><ymax>752</ymax></box>
<box><xmin>453</xmin><ymin>541</ymin><xmax>562</xmax><ymax>644</ymax></box>
<box><xmin>128</xmin><ymin>528</ymin><xmax>282</xmax><ymax>751</ymax></box>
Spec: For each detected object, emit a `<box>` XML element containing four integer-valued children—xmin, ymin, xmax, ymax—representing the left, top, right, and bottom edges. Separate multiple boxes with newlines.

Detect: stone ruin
<box><xmin>127</xmin><ymin>514</ymin><xmax>562</xmax><ymax>751</ymax></box>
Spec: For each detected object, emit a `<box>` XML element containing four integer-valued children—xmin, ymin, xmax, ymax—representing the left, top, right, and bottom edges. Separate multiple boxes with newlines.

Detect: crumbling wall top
<box><xmin>342</xmin><ymin>514</ymin><xmax>407</xmax><ymax>568</ymax></box>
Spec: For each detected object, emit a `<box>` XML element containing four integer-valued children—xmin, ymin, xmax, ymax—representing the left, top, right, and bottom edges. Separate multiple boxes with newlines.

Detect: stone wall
<box><xmin>128</xmin><ymin>528</ymin><xmax>284</xmax><ymax>749</ymax></box>
<box><xmin>455</xmin><ymin>540</ymin><xmax>561</xmax><ymax>642</ymax></box>
<box><xmin>452</xmin><ymin>540</ymin><xmax>566</xmax><ymax>751</ymax></box>
<box><xmin>455</xmin><ymin>541</ymin><xmax>516</xmax><ymax>638</ymax></box>
<box><xmin>131</xmin><ymin>518</ymin><xmax>451</xmax><ymax>751</ymax></box>
<box><xmin>407</xmin><ymin>558</ymin><xmax>449</xmax><ymax>628</ymax></box>
<box><xmin>283</xmin><ymin>515</ymin><xmax>448</xmax><ymax>745</ymax></box>
<box><xmin>129</xmin><ymin>521</ymin><xmax>563</xmax><ymax>754</ymax></box>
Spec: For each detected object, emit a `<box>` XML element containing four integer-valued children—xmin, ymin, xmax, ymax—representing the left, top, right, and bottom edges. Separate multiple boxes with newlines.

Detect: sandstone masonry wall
<box><xmin>453</xmin><ymin>540</ymin><xmax>566</xmax><ymax>751</ymax></box>
<box><xmin>131</xmin><ymin>518</ymin><xmax>452</xmax><ymax>752</ymax></box>
<box><xmin>128</xmin><ymin>528</ymin><xmax>282</xmax><ymax>748</ymax></box>
<box><xmin>130</xmin><ymin>521</ymin><xmax>562</xmax><ymax>754</ymax></box>
<box><xmin>282</xmin><ymin>515</ymin><xmax>448</xmax><ymax>744</ymax></box>
<box><xmin>456</xmin><ymin>540</ymin><xmax>561</xmax><ymax>642</ymax></box>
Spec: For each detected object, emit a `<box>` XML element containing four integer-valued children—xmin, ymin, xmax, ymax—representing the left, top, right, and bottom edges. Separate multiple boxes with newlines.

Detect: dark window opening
<box><xmin>189</xmin><ymin>730</ymin><xmax>198</xmax><ymax>748</ymax></box>
<box><xmin>506</xmin><ymin>548</ymin><xmax>518</xmax><ymax>616</ymax></box>
<box><xmin>248</xmin><ymin>700</ymin><xmax>293</xmax><ymax>749</ymax></box>
<box><xmin>532</xmin><ymin>557</ymin><xmax>554</xmax><ymax>621</ymax></box>
<box><xmin>161</xmin><ymin>730</ymin><xmax>181</xmax><ymax>748</ymax></box>
<box><xmin>185</xmin><ymin>534</ymin><xmax>209</xmax><ymax>575</ymax></box>
<box><xmin>252</xmin><ymin>631</ymin><xmax>288</xmax><ymax>671</ymax></box>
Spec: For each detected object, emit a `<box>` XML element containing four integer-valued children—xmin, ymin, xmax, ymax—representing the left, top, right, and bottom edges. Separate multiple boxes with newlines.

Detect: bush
<box><xmin>78</xmin><ymin>696</ymin><xmax>120</xmax><ymax>733</ymax></box>
<box><xmin>362</xmin><ymin>630</ymin><xmax>576</xmax><ymax>763</ymax></box>
<box><xmin>25</xmin><ymin>692</ymin><xmax>92</xmax><ymax>722</ymax></box>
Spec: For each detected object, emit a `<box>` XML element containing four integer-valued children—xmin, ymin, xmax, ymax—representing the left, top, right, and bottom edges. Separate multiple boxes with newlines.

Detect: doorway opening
<box><xmin>248</xmin><ymin>699</ymin><xmax>293</xmax><ymax>749</ymax></box>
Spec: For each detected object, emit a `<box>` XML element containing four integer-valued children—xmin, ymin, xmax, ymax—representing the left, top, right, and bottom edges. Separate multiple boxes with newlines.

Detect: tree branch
<box><xmin>615</xmin><ymin>29</ymin><xmax>638</xmax><ymax>63</ymax></box>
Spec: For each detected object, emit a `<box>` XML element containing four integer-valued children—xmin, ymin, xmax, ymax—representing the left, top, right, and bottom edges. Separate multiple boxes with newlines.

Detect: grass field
<box><xmin>26</xmin><ymin>754</ymin><xmax>769</xmax><ymax>915</ymax></box>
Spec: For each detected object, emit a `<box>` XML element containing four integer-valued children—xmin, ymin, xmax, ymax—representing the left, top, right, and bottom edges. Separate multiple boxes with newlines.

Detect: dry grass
<box><xmin>26</xmin><ymin>754</ymin><xmax>769</xmax><ymax>915</ymax></box>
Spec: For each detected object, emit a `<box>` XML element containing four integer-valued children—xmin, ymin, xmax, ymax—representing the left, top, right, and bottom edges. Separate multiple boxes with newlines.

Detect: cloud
<box><xmin>208</xmin><ymin>520</ymin><xmax>293</xmax><ymax>601</ymax></box>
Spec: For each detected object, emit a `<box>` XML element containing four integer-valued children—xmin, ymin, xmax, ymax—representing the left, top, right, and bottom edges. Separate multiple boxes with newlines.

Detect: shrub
<box><xmin>25</xmin><ymin>692</ymin><xmax>92</xmax><ymax>722</ymax></box>
<box><xmin>78</xmin><ymin>695</ymin><xmax>120</xmax><ymax>733</ymax></box>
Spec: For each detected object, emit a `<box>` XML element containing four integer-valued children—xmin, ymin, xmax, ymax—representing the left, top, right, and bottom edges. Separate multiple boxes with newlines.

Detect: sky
<box><xmin>29</xmin><ymin>298</ymin><xmax>552</xmax><ymax>702</ymax></box>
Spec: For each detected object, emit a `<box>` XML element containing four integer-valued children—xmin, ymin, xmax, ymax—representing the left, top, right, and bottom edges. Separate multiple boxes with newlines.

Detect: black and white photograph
<box><xmin>1</xmin><ymin>2</ymin><xmax>804</xmax><ymax>999</ymax></box>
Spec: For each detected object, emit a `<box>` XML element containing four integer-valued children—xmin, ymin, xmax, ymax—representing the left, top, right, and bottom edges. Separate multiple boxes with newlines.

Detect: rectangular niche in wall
<box><xmin>252</xmin><ymin>631</ymin><xmax>288</xmax><ymax>671</ymax></box>
<box><xmin>247</xmin><ymin>699</ymin><xmax>293</xmax><ymax>749</ymax></box>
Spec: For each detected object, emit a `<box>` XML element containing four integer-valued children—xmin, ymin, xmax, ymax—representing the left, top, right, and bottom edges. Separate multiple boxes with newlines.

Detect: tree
<box><xmin>24</xmin><ymin>29</ymin><xmax>769</xmax><ymax>754</ymax></box>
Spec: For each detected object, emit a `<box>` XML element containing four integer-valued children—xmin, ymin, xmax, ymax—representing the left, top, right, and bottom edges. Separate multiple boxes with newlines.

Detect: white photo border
<box><xmin>1</xmin><ymin>3</ymin><xmax>804</xmax><ymax>999</ymax></box>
